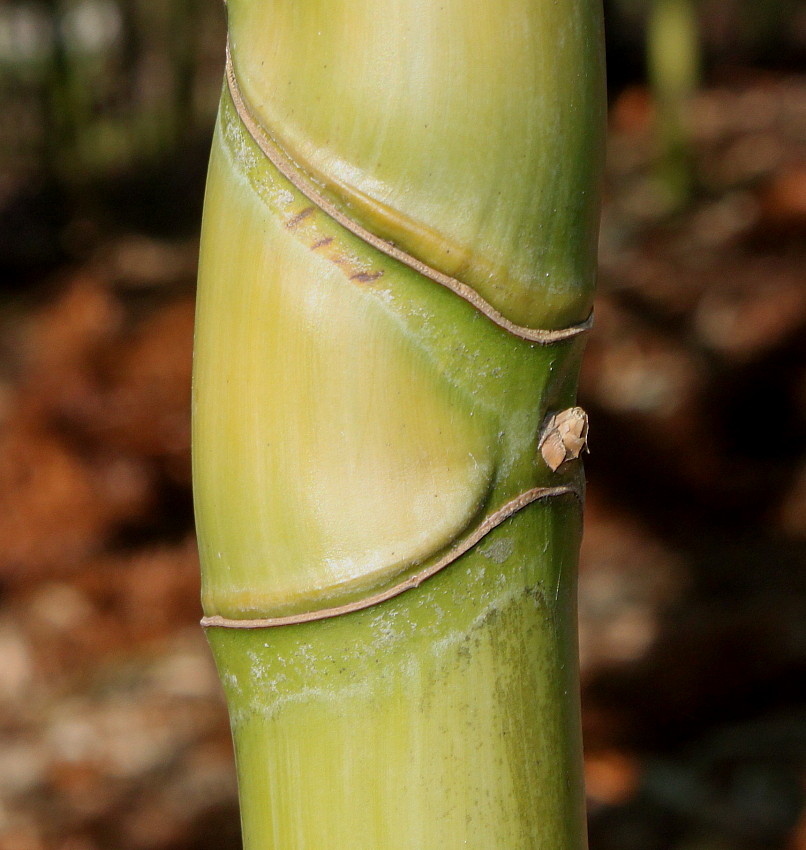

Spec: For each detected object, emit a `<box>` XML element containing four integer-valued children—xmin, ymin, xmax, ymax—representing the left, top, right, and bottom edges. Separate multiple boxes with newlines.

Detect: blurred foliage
<box><xmin>0</xmin><ymin>0</ymin><xmax>225</xmax><ymax>273</ymax></box>
<box><xmin>0</xmin><ymin>0</ymin><xmax>222</xmax><ymax>180</ymax></box>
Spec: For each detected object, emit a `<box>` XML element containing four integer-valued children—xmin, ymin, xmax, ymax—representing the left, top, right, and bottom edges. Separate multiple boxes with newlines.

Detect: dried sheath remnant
<box><xmin>539</xmin><ymin>407</ymin><xmax>589</xmax><ymax>472</ymax></box>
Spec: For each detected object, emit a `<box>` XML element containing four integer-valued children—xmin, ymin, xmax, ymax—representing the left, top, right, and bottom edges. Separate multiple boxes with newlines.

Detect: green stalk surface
<box><xmin>193</xmin><ymin>1</ymin><xmax>605</xmax><ymax>847</ymax></box>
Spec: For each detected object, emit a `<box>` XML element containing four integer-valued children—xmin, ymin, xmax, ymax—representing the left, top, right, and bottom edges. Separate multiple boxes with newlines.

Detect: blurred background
<box><xmin>0</xmin><ymin>1</ymin><xmax>804</xmax><ymax>848</ymax></box>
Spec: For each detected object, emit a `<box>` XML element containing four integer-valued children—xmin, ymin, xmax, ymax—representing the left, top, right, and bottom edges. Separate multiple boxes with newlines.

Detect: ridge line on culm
<box><xmin>224</xmin><ymin>40</ymin><xmax>592</xmax><ymax>345</ymax></box>
<box><xmin>202</xmin><ymin>483</ymin><xmax>582</xmax><ymax>629</ymax></box>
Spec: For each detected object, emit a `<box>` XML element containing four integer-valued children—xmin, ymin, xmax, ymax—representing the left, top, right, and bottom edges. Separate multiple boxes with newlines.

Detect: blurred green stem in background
<box><xmin>647</xmin><ymin>0</ymin><xmax>701</xmax><ymax>210</ymax></box>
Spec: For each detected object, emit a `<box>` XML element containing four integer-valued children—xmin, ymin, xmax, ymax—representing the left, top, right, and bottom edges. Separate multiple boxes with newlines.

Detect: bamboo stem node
<box><xmin>224</xmin><ymin>40</ymin><xmax>592</xmax><ymax>346</ymax></box>
<box><xmin>201</xmin><ymin>482</ymin><xmax>582</xmax><ymax>629</ymax></box>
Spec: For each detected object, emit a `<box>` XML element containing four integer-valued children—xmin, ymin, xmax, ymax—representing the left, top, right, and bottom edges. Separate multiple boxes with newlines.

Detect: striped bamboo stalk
<box><xmin>193</xmin><ymin>1</ymin><xmax>605</xmax><ymax>847</ymax></box>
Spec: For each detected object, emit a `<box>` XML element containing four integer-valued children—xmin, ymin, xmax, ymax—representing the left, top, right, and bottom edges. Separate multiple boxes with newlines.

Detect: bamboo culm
<box><xmin>193</xmin><ymin>1</ymin><xmax>606</xmax><ymax>847</ymax></box>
